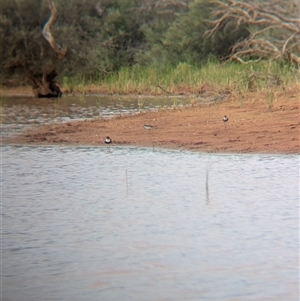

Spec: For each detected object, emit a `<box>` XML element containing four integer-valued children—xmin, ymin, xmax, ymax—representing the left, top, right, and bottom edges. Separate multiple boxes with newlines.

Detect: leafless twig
<box><xmin>205</xmin><ymin>0</ymin><xmax>300</xmax><ymax>64</ymax></box>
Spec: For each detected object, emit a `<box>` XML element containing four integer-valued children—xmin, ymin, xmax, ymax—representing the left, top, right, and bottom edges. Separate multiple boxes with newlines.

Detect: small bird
<box><xmin>144</xmin><ymin>125</ymin><xmax>154</xmax><ymax>150</ymax></box>
<box><xmin>223</xmin><ymin>115</ymin><xmax>228</xmax><ymax>128</ymax></box>
<box><xmin>104</xmin><ymin>136</ymin><xmax>112</xmax><ymax>144</ymax></box>
<box><xmin>144</xmin><ymin>125</ymin><xmax>154</xmax><ymax>130</ymax></box>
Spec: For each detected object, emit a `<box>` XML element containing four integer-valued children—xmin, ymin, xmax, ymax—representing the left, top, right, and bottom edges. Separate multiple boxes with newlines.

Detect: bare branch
<box><xmin>231</xmin><ymin>55</ymin><xmax>261</xmax><ymax>64</ymax></box>
<box><xmin>205</xmin><ymin>0</ymin><xmax>300</xmax><ymax>64</ymax></box>
<box><xmin>42</xmin><ymin>0</ymin><xmax>67</xmax><ymax>60</ymax></box>
<box><xmin>289</xmin><ymin>53</ymin><xmax>300</xmax><ymax>64</ymax></box>
<box><xmin>282</xmin><ymin>33</ymin><xmax>297</xmax><ymax>55</ymax></box>
<box><xmin>95</xmin><ymin>2</ymin><xmax>103</xmax><ymax>17</ymax></box>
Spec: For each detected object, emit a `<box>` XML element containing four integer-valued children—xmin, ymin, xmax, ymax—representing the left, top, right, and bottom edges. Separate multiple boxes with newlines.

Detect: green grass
<box><xmin>61</xmin><ymin>60</ymin><xmax>299</xmax><ymax>96</ymax></box>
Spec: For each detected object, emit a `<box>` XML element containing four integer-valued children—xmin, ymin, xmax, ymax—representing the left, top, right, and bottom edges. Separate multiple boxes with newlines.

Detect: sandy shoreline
<box><xmin>4</xmin><ymin>86</ymin><xmax>299</xmax><ymax>154</ymax></box>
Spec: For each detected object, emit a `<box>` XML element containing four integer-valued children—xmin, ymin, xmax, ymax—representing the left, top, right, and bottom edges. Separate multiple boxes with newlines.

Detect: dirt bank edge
<box><xmin>4</xmin><ymin>89</ymin><xmax>299</xmax><ymax>154</ymax></box>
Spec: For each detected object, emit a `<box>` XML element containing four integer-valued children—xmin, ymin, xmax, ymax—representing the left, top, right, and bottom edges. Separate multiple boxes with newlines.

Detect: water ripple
<box><xmin>2</xmin><ymin>145</ymin><xmax>299</xmax><ymax>301</ymax></box>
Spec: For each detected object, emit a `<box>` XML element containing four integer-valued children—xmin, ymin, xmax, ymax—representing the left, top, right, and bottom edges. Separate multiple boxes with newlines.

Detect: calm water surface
<box><xmin>2</xmin><ymin>145</ymin><xmax>299</xmax><ymax>301</ymax></box>
<box><xmin>1</xmin><ymin>95</ymin><xmax>189</xmax><ymax>137</ymax></box>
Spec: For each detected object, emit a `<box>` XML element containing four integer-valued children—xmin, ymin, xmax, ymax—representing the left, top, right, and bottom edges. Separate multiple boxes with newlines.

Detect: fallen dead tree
<box><xmin>205</xmin><ymin>0</ymin><xmax>300</xmax><ymax>65</ymax></box>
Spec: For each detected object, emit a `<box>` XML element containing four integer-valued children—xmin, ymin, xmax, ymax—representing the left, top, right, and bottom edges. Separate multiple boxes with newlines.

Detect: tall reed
<box><xmin>61</xmin><ymin>61</ymin><xmax>299</xmax><ymax>97</ymax></box>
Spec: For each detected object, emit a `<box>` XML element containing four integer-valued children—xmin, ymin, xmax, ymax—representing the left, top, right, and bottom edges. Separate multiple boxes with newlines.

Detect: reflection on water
<box><xmin>2</xmin><ymin>145</ymin><xmax>299</xmax><ymax>301</ymax></box>
<box><xmin>1</xmin><ymin>95</ymin><xmax>188</xmax><ymax>137</ymax></box>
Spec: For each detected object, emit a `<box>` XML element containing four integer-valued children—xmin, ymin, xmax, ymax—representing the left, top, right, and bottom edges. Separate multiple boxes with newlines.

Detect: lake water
<box><xmin>1</xmin><ymin>95</ymin><xmax>191</xmax><ymax>138</ymax></box>
<box><xmin>2</xmin><ymin>145</ymin><xmax>299</xmax><ymax>301</ymax></box>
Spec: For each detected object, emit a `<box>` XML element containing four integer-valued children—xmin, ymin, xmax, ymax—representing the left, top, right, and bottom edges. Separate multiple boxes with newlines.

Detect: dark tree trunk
<box><xmin>28</xmin><ymin>69</ymin><xmax>62</xmax><ymax>98</ymax></box>
<box><xmin>26</xmin><ymin>0</ymin><xmax>66</xmax><ymax>98</ymax></box>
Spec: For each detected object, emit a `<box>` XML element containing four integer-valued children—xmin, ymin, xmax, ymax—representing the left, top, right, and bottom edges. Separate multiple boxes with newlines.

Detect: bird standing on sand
<box><xmin>143</xmin><ymin>125</ymin><xmax>155</xmax><ymax>150</ymax></box>
<box><xmin>105</xmin><ymin>136</ymin><xmax>112</xmax><ymax>144</ymax></box>
<box><xmin>144</xmin><ymin>125</ymin><xmax>154</xmax><ymax>130</ymax></box>
<box><xmin>223</xmin><ymin>115</ymin><xmax>228</xmax><ymax>128</ymax></box>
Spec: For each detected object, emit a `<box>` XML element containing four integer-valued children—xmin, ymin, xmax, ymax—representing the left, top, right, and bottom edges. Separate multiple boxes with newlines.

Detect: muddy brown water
<box><xmin>2</xmin><ymin>145</ymin><xmax>299</xmax><ymax>301</ymax></box>
<box><xmin>1</xmin><ymin>95</ymin><xmax>192</xmax><ymax>138</ymax></box>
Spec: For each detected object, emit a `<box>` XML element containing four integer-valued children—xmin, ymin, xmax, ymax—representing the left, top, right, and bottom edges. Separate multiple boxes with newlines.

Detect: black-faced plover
<box><xmin>105</xmin><ymin>136</ymin><xmax>112</xmax><ymax>144</ymax></box>
<box><xmin>223</xmin><ymin>115</ymin><xmax>229</xmax><ymax>127</ymax></box>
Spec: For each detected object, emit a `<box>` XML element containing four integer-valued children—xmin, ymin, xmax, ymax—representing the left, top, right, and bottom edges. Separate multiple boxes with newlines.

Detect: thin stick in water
<box><xmin>205</xmin><ymin>167</ymin><xmax>210</xmax><ymax>204</ymax></box>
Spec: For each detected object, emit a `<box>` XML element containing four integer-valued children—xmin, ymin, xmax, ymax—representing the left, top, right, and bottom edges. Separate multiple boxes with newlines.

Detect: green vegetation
<box><xmin>0</xmin><ymin>0</ymin><xmax>299</xmax><ymax>96</ymax></box>
<box><xmin>62</xmin><ymin>61</ymin><xmax>299</xmax><ymax>95</ymax></box>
